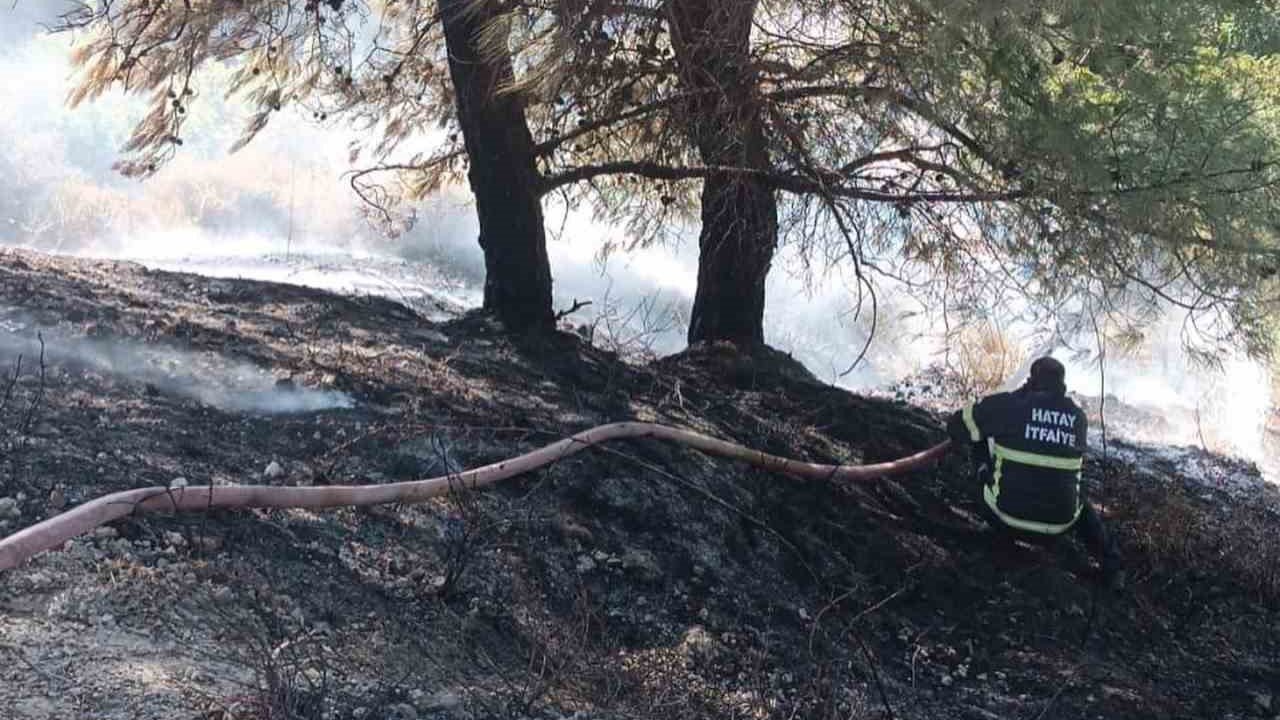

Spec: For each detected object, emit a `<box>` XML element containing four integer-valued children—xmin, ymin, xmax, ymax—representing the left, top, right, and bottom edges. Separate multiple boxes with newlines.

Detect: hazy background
<box><xmin>1</xmin><ymin>3</ymin><xmax>1274</xmax><ymax>475</ymax></box>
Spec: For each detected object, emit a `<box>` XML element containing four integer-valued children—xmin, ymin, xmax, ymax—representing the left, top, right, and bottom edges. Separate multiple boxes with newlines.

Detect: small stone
<box><xmin>941</xmin><ymin>674</ymin><xmax>954</xmax><ymax>687</ymax></box>
<box><xmin>421</xmin><ymin>690</ymin><xmax>462</xmax><ymax>713</ymax></box>
<box><xmin>164</xmin><ymin>531</ymin><xmax>187</xmax><ymax>548</ymax></box>
<box><xmin>576</xmin><ymin>555</ymin><xmax>596</xmax><ymax>573</ymax></box>
<box><xmin>1252</xmin><ymin>692</ymin><xmax>1273</xmax><ymax>712</ymax></box>
<box><xmin>264</xmin><ymin>461</ymin><xmax>285</xmax><ymax>479</ymax></box>
<box><xmin>798</xmin><ymin>607</ymin><xmax>811</xmax><ymax>621</ymax></box>
<box><xmin>385</xmin><ymin>702</ymin><xmax>419</xmax><ymax>720</ymax></box>
<box><xmin>353</xmin><ymin>708</ymin><xmax>369</xmax><ymax>719</ymax></box>
<box><xmin>170</xmin><ymin>477</ymin><xmax>189</xmax><ymax>489</ymax></box>
<box><xmin>93</xmin><ymin>527</ymin><xmax>118</xmax><ymax>540</ymax></box>
<box><xmin>621</xmin><ymin>549</ymin><xmax>662</xmax><ymax>582</ymax></box>
<box><xmin>0</xmin><ymin>497</ymin><xmax>20</xmax><ymax>518</ymax></box>
<box><xmin>193</xmin><ymin>534</ymin><xmax>223</xmax><ymax>552</ymax></box>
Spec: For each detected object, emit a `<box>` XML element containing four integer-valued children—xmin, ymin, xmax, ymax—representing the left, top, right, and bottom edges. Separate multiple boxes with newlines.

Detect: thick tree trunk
<box><xmin>669</xmin><ymin>0</ymin><xmax>778</xmax><ymax>347</ymax></box>
<box><xmin>440</xmin><ymin>0</ymin><xmax>554</xmax><ymax>333</ymax></box>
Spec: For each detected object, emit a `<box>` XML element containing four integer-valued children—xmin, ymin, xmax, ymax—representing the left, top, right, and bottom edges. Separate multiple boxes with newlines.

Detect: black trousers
<box><xmin>968</xmin><ymin>444</ymin><xmax>1119</xmax><ymax>565</ymax></box>
<box><xmin>973</xmin><ymin>489</ymin><xmax>1119</xmax><ymax>564</ymax></box>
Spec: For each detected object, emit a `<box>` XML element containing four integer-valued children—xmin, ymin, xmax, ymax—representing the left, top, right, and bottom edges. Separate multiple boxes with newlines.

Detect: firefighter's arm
<box><xmin>947</xmin><ymin>393</ymin><xmax>1011</xmax><ymax>445</ymax></box>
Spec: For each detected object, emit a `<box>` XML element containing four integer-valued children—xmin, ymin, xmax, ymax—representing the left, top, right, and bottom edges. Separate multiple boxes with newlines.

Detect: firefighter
<box><xmin>947</xmin><ymin>357</ymin><xmax>1125</xmax><ymax>589</ymax></box>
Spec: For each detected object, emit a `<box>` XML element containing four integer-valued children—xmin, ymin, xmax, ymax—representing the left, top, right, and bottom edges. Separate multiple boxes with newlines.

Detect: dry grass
<box><xmin>949</xmin><ymin>322</ymin><xmax>1025</xmax><ymax>398</ymax></box>
<box><xmin>1118</xmin><ymin>480</ymin><xmax>1280</xmax><ymax>599</ymax></box>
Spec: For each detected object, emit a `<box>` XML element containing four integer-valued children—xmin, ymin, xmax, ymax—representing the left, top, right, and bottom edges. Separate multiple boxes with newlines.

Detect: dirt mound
<box><xmin>0</xmin><ymin>248</ymin><xmax>1278</xmax><ymax>720</ymax></box>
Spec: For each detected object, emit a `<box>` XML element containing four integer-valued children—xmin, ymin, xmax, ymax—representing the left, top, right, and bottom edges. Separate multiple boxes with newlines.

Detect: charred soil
<box><xmin>0</xmin><ymin>248</ymin><xmax>1277</xmax><ymax>720</ymax></box>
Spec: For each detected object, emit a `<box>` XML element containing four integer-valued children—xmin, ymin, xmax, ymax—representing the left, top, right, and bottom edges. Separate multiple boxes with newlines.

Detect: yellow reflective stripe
<box><xmin>962</xmin><ymin>404</ymin><xmax>981</xmax><ymax>442</ymax></box>
<box><xmin>983</xmin><ymin>485</ymin><xmax>1081</xmax><ymax>535</ymax></box>
<box><xmin>992</xmin><ymin>443</ymin><xmax>1082</xmax><ymax>471</ymax></box>
<box><xmin>990</xmin><ymin>439</ymin><xmax>1002</xmax><ymax>498</ymax></box>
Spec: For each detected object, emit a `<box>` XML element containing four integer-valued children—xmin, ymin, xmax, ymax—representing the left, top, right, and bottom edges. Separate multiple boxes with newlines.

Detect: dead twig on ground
<box><xmin>852</xmin><ymin>631</ymin><xmax>896</xmax><ymax>720</ymax></box>
<box><xmin>0</xmin><ymin>640</ymin><xmax>71</xmax><ymax>686</ymax></box>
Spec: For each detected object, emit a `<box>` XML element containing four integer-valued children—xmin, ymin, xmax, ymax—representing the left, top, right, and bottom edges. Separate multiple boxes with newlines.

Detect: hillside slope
<box><xmin>0</xmin><ymin>248</ymin><xmax>1278</xmax><ymax>720</ymax></box>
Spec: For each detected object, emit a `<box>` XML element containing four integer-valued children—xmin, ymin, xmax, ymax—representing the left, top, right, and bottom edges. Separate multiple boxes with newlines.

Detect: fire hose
<box><xmin>0</xmin><ymin>421</ymin><xmax>951</xmax><ymax>572</ymax></box>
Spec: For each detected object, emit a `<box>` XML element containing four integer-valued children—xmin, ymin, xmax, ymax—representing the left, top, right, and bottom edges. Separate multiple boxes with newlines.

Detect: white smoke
<box><xmin>1</xmin><ymin>5</ymin><xmax>1274</xmax><ymax>476</ymax></box>
<box><xmin>0</xmin><ymin>312</ymin><xmax>354</xmax><ymax>415</ymax></box>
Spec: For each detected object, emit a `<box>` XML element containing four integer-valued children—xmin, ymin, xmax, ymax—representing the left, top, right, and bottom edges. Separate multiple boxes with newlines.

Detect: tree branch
<box><xmin>533</xmin><ymin>90</ymin><xmax>707</xmax><ymax>158</ymax></box>
<box><xmin>768</xmin><ymin>84</ymin><xmax>1006</xmax><ymax>173</ymax></box>
<box><xmin>540</xmin><ymin>160</ymin><xmax>1029</xmax><ymax>203</ymax></box>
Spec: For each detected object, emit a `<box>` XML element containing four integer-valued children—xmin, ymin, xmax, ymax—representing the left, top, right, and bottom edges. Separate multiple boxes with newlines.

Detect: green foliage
<box><xmin>54</xmin><ymin>0</ymin><xmax>1280</xmax><ymax>356</ymax></box>
<box><xmin>899</xmin><ymin>0</ymin><xmax>1280</xmax><ymax>354</ymax></box>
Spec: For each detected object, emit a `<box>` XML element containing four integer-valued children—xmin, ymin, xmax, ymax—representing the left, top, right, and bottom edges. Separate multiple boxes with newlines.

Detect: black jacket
<box><xmin>946</xmin><ymin>387</ymin><xmax>1087</xmax><ymax>534</ymax></box>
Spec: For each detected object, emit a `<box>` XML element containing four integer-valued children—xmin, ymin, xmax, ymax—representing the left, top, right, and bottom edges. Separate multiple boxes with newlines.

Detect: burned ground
<box><xmin>0</xmin><ymin>248</ymin><xmax>1277</xmax><ymax>720</ymax></box>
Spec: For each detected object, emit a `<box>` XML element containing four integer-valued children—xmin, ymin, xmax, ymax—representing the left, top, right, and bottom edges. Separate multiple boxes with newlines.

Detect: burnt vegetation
<box><xmin>0</xmin><ymin>252</ymin><xmax>1277</xmax><ymax>719</ymax></box>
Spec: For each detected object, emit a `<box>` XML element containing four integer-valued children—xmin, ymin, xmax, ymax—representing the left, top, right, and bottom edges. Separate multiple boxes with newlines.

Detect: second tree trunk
<box><xmin>441</xmin><ymin>0</ymin><xmax>555</xmax><ymax>333</ymax></box>
<box><xmin>670</xmin><ymin>0</ymin><xmax>778</xmax><ymax>348</ymax></box>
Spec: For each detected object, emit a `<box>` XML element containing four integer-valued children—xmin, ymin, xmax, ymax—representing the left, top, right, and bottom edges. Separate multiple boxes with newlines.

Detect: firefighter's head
<box><xmin>1027</xmin><ymin>356</ymin><xmax>1067</xmax><ymax>395</ymax></box>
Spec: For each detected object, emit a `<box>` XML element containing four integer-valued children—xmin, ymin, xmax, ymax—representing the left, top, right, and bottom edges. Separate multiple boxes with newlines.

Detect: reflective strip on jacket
<box><xmin>947</xmin><ymin>388</ymin><xmax>1087</xmax><ymax>534</ymax></box>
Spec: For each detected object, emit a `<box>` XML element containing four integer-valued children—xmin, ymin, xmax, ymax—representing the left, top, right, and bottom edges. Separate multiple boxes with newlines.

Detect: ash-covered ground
<box><xmin>1</xmin><ymin>248</ymin><xmax>1278</xmax><ymax>720</ymax></box>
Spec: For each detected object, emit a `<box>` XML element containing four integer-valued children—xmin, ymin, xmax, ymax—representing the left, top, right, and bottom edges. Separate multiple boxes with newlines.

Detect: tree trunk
<box><xmin>669</xmin><ymin>0</ymin><xmax>778</xmax><ymax>347</ymax></box>
<box><xmin>440</xmin><ymin>0</ymin><xmax>554</xmax><ymax>333</ymax></box>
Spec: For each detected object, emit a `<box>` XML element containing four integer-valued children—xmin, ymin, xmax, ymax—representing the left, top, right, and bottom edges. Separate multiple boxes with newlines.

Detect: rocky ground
<box><xmin>0</xmin><ymin>247</ymin><xmax>1278</xmax><ymax>720</ymax></box>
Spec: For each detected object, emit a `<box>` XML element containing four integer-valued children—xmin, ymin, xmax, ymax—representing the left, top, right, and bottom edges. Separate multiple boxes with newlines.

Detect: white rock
<box><xmin>385</xmin><ymin>702</ymin><xmax>418</xmax><ymax>720</ymax></box>
<box><xmin>421</xmin><ymin>690</ymin><xmax>462</xmax><ymax>712</ymax></box>
<box><xmin>0</xmin><ymin>497</ymin><xmax>19</xmax><ymax>518</ymax></box>
<box><xmin>93</xmin><ymin>526</ymin><xmax>118</xmax><ymax>540</ymax></box>
<box><xmin>170</xmin><ymin>477</ymin><xmax>189</xmax><ymax>489</ymax></box>
<box><xmin>264</xmin><ymin>461</ymin><xmax>285</xmax><ymax>479</ymax></box>
<box><xmin>576</xmin><ymin>555</ymin><xmax>597</xmax><ymax>573</ymax></box>
<box><xmin>164</xmin><ymin>531</ymin><xmax>187</xmax><ymax>548</ymax></box>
